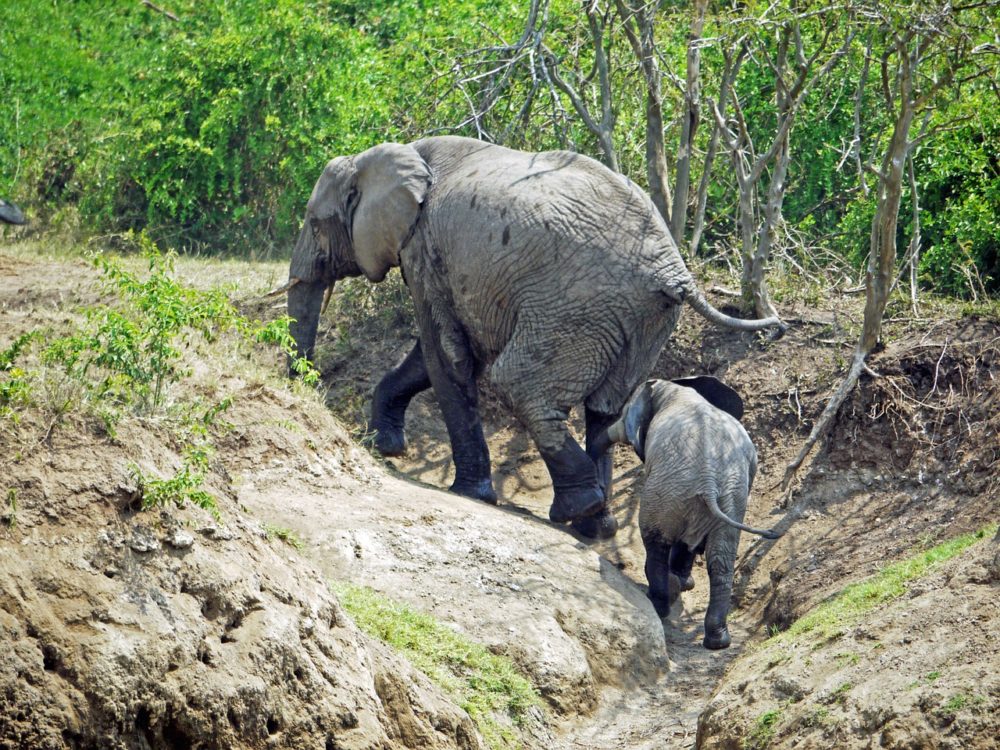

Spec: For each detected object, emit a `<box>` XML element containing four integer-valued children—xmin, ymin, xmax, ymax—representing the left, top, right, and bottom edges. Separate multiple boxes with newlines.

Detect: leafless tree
<box><xmin>711</xmin><ymin>5</ymin><xmax>855</xmax><ymax>318</ymax></box>
<box><xmin>783</xmin><ymin>0</ymin><xmax>1000</xmax><ymax>485</ymax></box>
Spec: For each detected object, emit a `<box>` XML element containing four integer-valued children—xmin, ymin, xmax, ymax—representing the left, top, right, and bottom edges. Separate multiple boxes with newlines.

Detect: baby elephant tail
<box><xmin>706</xmin><ymin>495</ymin><xmax>782</xmax><ymax>540</ymax></box>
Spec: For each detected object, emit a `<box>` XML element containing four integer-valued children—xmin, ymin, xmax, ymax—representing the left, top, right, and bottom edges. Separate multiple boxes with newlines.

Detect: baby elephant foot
<box><xmin>449</xmin><ymin>478</ymin><xmax>498</xmax><ymax>505</ymax></box>
<box><xmin>703</xmin><ymin>626</ymin><xmax>731</xmax><ymax>650</ymax></box>
<box><xmin>373</xmin><ymin>425</ymin><xmax>406</xmax><ymax>457</ymax></box>
<box><xmin>548</xmin><ymin>486</ymin><xmax>605</xmax><ymax>524</ymax></box>
<box><xmin>571</xmin><ymin>508</ymin><xmax>619</xmax><ymax>540</ymax></box>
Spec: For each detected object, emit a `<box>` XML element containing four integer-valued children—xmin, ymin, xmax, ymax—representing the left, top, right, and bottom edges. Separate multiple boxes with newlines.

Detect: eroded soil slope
<box><xmin>2</xmin><ymin>244</ymin><xmax>998</xmax><ymax>750</ymax></box>
<box><xmin>314</xmin><ymin>269</ymin><xmax>1000</xmax><ymax>749</ymax></box>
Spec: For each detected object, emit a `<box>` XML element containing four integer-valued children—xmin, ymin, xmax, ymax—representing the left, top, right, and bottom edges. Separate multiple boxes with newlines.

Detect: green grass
<box><xmin>264</xmin><ymin>524</ymin><xmax>303</xmax><ymax>550</ymax></box>
<box><xmin>332</xmin><ymin>581</ymin><xmax>541</xmax><ymax>750</ymax></box>
<box><xmin>775</xmin><ymin>524</ymin><xmax>998</xmax><ymax>642</ymax></box>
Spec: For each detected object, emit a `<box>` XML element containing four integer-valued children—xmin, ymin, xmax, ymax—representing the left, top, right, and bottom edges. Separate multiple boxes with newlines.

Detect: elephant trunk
<box><xmin>686</xmin><ymin>288</ymin><xmax>788</xmax><ymax>334</ymax></box>
<box><xmin>589</xmin><ymin>420</ymin><xmax>625</xmax><ymax>459</ymax></box>
<box><xmin>287</xmin><ymin>279</ymin><xmax>328</xmax><ymax>374</ymax></box>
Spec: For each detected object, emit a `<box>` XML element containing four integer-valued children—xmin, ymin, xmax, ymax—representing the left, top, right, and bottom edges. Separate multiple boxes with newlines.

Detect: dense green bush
<box><xmin>1</xmin><ymin>0</ymin><xmax>997</xmax><ymax>296</ymax></box>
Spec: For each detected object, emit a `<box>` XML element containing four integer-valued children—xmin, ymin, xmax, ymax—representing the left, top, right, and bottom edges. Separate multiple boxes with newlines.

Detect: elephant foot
<box><xmin>679</xmin><ymin>575</ymin><xmax>695</xmax><ymax>592</ymax></box>
<box><xmin>373</xmin><ymin>425</ymin><xmax>407</xmax><ymax>457</ymax></box>
<box><xmin>703</xmin><ymin>626</ymin><xmax>731</xmax><ymax>650</ymax></box>
<box><xmin>570</xmin><ymin>509</ymin><xmax>619</xmax><ymax>540</ymax></box>
<box><xmin>449</xmin><ymin>478</ymin><xmax>498</xmax><ymax>505</ymax></box>
<box><xmin>548</xmin><ymin>486</ymin><xmax>605</xmax><ymax>524</ymax></box>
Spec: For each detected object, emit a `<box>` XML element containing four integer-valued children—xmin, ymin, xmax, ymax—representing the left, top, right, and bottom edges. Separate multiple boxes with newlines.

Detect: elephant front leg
<box><xmin>418</xmin><ymin>324</ymin><xmax>496</xmax><ymax>504</ymax></box>
<box><xmin>702</xmin><ymin>528</ymin><xmax>738</xmax><ymax>650</ymax></box>
<box><xmin>370</xmin><ymin>339</ymin><xmax>432</xmax><ymax>456</ymax></box>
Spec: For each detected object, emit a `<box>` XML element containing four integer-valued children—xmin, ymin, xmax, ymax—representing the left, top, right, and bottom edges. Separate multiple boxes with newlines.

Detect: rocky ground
<box><xmin>1</xmin><ymin>241</ymin><xmax>998</xmax><ymax>749</ymax></box>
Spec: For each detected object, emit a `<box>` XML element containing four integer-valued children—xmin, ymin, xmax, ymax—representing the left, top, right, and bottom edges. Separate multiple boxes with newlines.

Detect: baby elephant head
<box><xmin>604</xmin><ymin>376</ymin><xmax>745</xmax><ymax>461</ymax></box>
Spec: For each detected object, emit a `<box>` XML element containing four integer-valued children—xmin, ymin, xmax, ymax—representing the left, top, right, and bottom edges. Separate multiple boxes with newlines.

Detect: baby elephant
<box><xmin>595</xmin><ymin>377</ymin><xmax>781</xmax><ymax>649</ymax></box>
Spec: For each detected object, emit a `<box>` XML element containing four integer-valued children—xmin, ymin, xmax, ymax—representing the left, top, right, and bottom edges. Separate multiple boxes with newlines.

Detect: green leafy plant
<box><xmin>0</xmin><ymin>332</ymin><xmax>39</xmax><ymax>422</ymax></box>
<box><xmin>41</xmin><ymin>235</ymin><xmax>317</xmax><ymax>413</ymax></box>
<box><xmin>743</xmin><ymin>708</ymin><xmax>782</xmax><ymax>750</ymax></box>
<box><xmin>129</xmin><ymin>443</ymin><xmax>218</xmax><ymax>517</ymax></box>
<box><xmin>264</xmin><ymin>524</ymin><xmax>304</xmax><ymax>550</ymax></box>
<box><xmin>3</xmin><ymin>488</ymin><xmax>17</xmax><ymax>529</ymax></box>
<box><xmin>332</xmin><ymin>581</ymin><xmax>541</xmax><ymax>750</ymax></box>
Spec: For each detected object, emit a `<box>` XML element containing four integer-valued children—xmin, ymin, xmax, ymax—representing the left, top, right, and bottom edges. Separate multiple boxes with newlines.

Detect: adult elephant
<box><xmin>275</xmin><ymin>136</ymin><xmax>782</xmax><ymax>538</ymax></box>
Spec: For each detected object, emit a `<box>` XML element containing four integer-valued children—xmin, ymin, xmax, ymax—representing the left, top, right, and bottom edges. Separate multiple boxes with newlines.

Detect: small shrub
<box><xmin>743</xmin><ymin>708</ymin><xmax>782</xmax><ymax>750</ymax></box>
<box><xmin>264</xmin><ymin>524</ymin><xmax>303</xmax><ymax>550</ymax></box>
<box><xmin>129</xmin><ymin>449</ymin><xmax>218</xmax><ymax>517</ymax></box>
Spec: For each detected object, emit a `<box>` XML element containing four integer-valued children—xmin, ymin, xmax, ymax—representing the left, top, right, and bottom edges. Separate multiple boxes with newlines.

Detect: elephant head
<box><xmin>274</xmin><ymin>143</ymin><xmax>431</xmax><ymax>366</ymax></box>
<box><xmin>602</xmin><ymin>376</ymin><xmax>744</xmax><ymax>462</ymax></box>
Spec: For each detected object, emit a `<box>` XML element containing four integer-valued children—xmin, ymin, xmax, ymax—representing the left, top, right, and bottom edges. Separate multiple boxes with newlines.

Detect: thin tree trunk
<box><xmin>691</xmin><ymin>47</ymin><xmax>744</xmax><ymax>255</ymax></box>
<box><xmin>616</xmin><ymin>0</ymin><xmax>672</xmax><ymax>223</ymax></box>
<box><xmin>783</xmin><ymin>43</ymin><xmax>916</xmax><ymax>485</ymax></box>
<box><xmin>670</xmin><ymin>0</ymin><xmax>708</xmax><ymax>244</ymax></box>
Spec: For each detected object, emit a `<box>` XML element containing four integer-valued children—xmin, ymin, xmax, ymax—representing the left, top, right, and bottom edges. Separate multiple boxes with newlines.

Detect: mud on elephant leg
<box><xmin>669</xmin><ymin>539</ymin><xmax>704</xmax><ymax>593</ymax></box>
<box><xmin>418</xmin><ymin>326</ymin><xmax>496</xmax><ymax>504</ymax></box>
<box><xmin>641</xmin><ymin>529</ymin><xmax>675</xmax><ymax>618</ymax></box>
<box><xmin>572</xmin><ymin>408</ymin><xmax>620</xmax><ymax>540</ymax></box>
<box><xmin>702</xmin><ymin>528</ymin><xmax>738</xmax><ymax>650</ymax></box>
<box><xmin>370</xmin><ymin>339</ymin><xmax>432</xmax><ymax>456</ymax></box>
<box><xmin>539</xmin><ymin>435</ymin><xmax>605</xmax><ymax>524</ymax></box>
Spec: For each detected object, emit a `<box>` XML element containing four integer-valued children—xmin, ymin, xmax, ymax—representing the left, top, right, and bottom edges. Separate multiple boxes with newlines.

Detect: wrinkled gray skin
<box><xmin>596</xmin><ymin>377</ymin><xmax>781</xmax><ymax>649</ymax></box>
<box><xmin>281</xmin><ymin>137</ymin><xmax>783</xmax><ymax>539</ymax></box>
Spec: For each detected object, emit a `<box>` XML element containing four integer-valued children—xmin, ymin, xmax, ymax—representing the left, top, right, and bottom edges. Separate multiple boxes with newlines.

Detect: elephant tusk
<box><xmin>320</xmin><ymin>284</ymin><xmax>334</xmax><ymax>315</ymax></box>
<box><xmin>265</xmin><ymin>277</ymin><xmax>301</xmax><ymax>297</ymax></box>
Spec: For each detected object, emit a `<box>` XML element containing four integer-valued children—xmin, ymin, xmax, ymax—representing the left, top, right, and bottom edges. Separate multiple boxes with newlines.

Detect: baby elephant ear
<box><xmin>353</xmin><ymin>143</ymin><xmax>431</xmax><ymax>282</ymax></box>
<box><xmin>623</xmin><ymin>380</ymin><xmax>655</xmax><ymax>461</ymax></box>
<box><xmin>673</xmin><ymin>376</ymin><xmax>744</xmax><ymax>420</ymax></box>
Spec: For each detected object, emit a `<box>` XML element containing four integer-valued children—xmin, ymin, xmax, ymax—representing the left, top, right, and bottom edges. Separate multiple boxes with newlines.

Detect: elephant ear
<box><xmin>672</xmin><ymin>376</ymin><xmax>744</xmax><ymax>421</ymax></box>
<box><xmin>352</xmin><ymin>143</ymin><xmax>431</xmax><ymax>282</ymax></box>
<box><xmin>623</xmin><ymin>380</ymin><xmax>655</xmax><ymax>462</ymax></box>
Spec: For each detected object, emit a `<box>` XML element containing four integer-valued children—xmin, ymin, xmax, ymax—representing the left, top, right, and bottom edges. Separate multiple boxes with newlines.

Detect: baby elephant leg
<box><xmin>702</xmin><ymin>527</ymin><xmax>738</xmax><ymax>650</ymax></box>
<box><xmin>669</xmin><ymin>538</ymin><xmax>706</xmax><ymax>592</ymax></box>
<box><xmin>641</xmin><ymin>528</ymin><xmax>679</xmax><ymax>618</ymax></box>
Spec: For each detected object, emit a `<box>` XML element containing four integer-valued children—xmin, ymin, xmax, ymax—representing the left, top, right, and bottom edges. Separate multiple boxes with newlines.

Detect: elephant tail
<box><xmin>686</xmin><ymin>288</ymin><xmax>787</xmax><ymax>334</ymax></box>
<box><xmin>705</xmin><ymin>493</ymin><xmax>782</xmax><ymax>540</ymax></box>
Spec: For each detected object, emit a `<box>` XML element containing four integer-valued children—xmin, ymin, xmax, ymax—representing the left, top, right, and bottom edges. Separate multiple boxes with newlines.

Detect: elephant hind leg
<box><xmin>371</xmin><ymin>339</ymin><xmax>432</xmax><ymax>456</ymax></box>
<box><xmin>668</xmin><ymin>540</ymin><xmax>700</xmax><ymax>593</ymax></box>
<box><xmin>702</xmin><ymin>526</ymin><xmax>738</xmax><ymax>650</ymax></box>
<box><xmin>641</xmin><ymin>528</ymin><xmax>675</xmax><ymax>618</ymax></box>
<box><xmin>571</xmin><ymin>408</ymin><xmax>620</xmax><ymax>540</ymax></box>
<box><xmin>489</xmin><ymin>329</ymin><xmax>612</xmax><ymax>530</ymax></box>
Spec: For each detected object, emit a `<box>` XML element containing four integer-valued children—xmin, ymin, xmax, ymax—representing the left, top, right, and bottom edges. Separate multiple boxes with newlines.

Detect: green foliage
<box><xmin>3</xmin><ymin>235</ymin><xmax>318</xmax><ymax>522</ymax></box>
<box><xmin>0</xmin><ymin>332</ymin><xmax>39</xmax><ymax>422</ymax></box>
<box><xmin>775</xmin><ymin>524</ymin><xmax>998</xmax><ymax>643</ymax></box>
<box><xmin>264</xmin><ymin>524</ymin><xmax>304</xmax><ymax>550</ymax></box>
<box><xmin>3</xmin><ymin>488</ymin><xmax>17</xmax><ymax>530</ymax></box>
<box><xmin>39</xmin><ymin>233</ymin><xmax>316</xmax><ymax>412</ymax></box>
<box><xmin>129</xmin><ymin>451</ymin><xmax>218</xmax><ymax>516</ymax></box>
<box><xmin>2</xmin><ymin>0</ymin><xmax>997</xmax><ymax>303</ymax></box>
<box><xmin>333</xmin><ymin>581</ymin><xmax>541</xmax><ymax>750</ymax></box>
<box><xmin>743</xmin><ymin>708</ymin><xmax>782</xmax><ymax>750</ymax></box>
